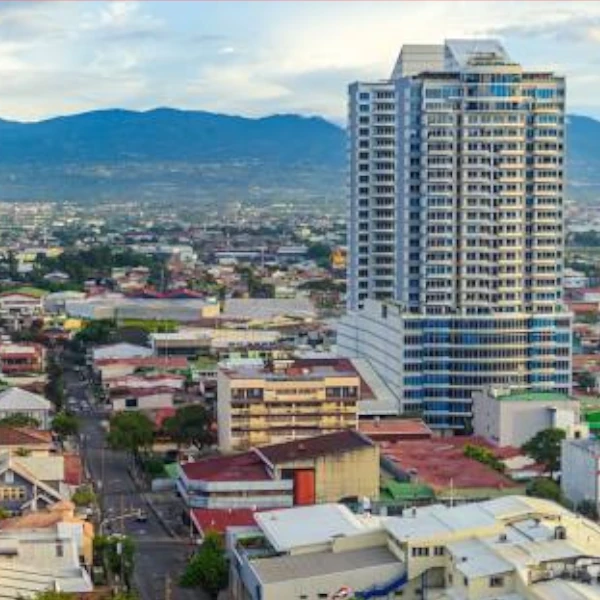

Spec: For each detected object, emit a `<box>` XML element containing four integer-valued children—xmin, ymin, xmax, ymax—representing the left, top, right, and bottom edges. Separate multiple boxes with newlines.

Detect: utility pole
<box><xmin>165</xmin><ymin>573</ymin><xmax>172</xmax><ymax>600</ymax></box>
<box><xmin>120</xmin><ymin>494</ymin><xmax>125</xmax><ymax>590</ymax></box>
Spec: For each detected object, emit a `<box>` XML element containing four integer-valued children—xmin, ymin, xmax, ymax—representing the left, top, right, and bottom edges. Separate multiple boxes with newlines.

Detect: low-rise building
<box><xmin>217</xmin><ymin>359</ymin><xmax>361</xmax><ymax>451</ymax></box>
<box><xmin>0</xmin><ymin>343</ymin><xmax>45</xmax><ymax>375</ymax></box>
<box><xmin>178</xmin><ymin>431</ymin><xmax>379</xmax><ymax>518</ymax></box>
<box><xmin>0</xmin><ymin>427</ymin><xmax>54</xmax><ymax>456</ymax></box>
<box><xmin>0</xmin><ymin>501</ymin><xmax>93</xmax><ymax>598</ymax></box>
<box><xmin>228</xmin><ymin>496</ymin><xmax>600</xmax><ymax>600</ymax></box>
<box><xmin>0</xmin><ymin>388</ymin><xmax>52</xmax><ymax>430</ymax></box>
<box><xmin>473</xmin><ymin>388</ymin><xmax>581</xmax><ymax>447</ymax></box>
<box><xmin>561</xmin><ymin>435</ymin><xmax>600</xmax><ymax>515</ymax></box>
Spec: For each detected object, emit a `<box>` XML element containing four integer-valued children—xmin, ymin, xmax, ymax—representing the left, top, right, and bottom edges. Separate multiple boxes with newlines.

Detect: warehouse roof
<box><xmin>256</xmin><ymin>430</ymin><xmax>373</xmax><ymax>466</ymax></box>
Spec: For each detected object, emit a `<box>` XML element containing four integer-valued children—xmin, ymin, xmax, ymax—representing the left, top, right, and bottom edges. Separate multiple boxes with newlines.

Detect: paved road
<box><xmin>66</xmin><ymin>371</ymin><xmax>204</xmax><ymax>600</ymax></box>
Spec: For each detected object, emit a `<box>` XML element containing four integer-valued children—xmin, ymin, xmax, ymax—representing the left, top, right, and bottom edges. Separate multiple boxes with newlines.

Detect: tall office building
<box><xmin>339</xmin><ymin>40</ymin><xmax>572</xmax><ymax>431</ymax></box>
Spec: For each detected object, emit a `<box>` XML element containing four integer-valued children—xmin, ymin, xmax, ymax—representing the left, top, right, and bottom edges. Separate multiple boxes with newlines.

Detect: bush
<box><xmin>72</xmin><ymin>485</ymin><xmax>96</xmax><ymax>507</ymax></box>
<box><xmin>463</xmin><ymin>444</ymin><xmax>506</xmax><ymax>473</ymax></box>
<box><xmin>180</xmin><ymin>531</ymin><xmax>228</xmax><ymax>598</ymax></box>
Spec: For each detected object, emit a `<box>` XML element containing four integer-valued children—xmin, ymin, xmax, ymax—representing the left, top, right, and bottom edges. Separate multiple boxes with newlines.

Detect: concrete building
<box><xmin>561</xmin><ymin>436</ymin><xmax>600</xmax><ymax>515</ymax></box>
<box><xmin>563</xmin><ymin>268</ymin><xmax>589</xmax><ymax>290</ymax></box>
<box><xmin>472</xmin><ymin>387</ymin><xmax>580</xmax><ymax>447</ymax></box>
<box><xmin>228</xmin><ymin>496</ymin><xmax>600</xmax><ymax>600</ymax></box>
<box><xmin>340</xmin><ymin>39</ymin><xmax>572</xmax><ymax>431</ymax></box>
<box><xmin>217</xmin><ymin>359</ymin><xmax>361</xmax><ymax>451</ymax></box>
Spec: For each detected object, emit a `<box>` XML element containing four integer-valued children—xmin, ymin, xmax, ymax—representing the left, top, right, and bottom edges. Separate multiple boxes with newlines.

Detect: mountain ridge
<box><xmin>0</xmin><ymin>108</ymin><xmax>596</xmax><ymax>204</ymax></box>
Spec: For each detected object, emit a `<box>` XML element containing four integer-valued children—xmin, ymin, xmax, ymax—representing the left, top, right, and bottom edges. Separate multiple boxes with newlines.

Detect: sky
<box><xmin>1</xmin><ymin>1</ymin><xmax>600</xmax><ymax>123</ymax></box>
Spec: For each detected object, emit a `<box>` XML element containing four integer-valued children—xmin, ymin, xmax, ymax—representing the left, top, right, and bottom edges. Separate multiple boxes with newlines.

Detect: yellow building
<box><xmin>217</xmin><ymin>359</ymin><xmax>360</xmax><ymax>452</ymax></box>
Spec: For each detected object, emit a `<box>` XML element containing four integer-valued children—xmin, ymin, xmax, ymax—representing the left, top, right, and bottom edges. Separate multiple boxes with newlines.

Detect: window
<box><xmin>434</xmin><ymin>546</ymin><xmax>444</xmax><ymax>556</ymax></box>
<box><xmin>4</xmin><ymin>471</ymin><xmax>14</xmax><ymax>484</ymax></box>
<box><xmin>56</xmin><ymin>543</ymin><xmax>64</xmax><ymax>558</ymax></box>
<box><xmin>124</xmin><ymin>397</ymin><xmax>138</xmax><ymax>409</ymax></box>
<box><xmin>0</xmin><ymin>486</ymin><xmax>25</xmax><ymax>500</ymax></box>
<box><xmin>411</xmin><ymin>547</ymin><xmax>429</xmax><ymax>557</ymax></box>
<box><xmin>490</xmin><ymin>576</ymin><xmax>504</xmax><ymax>588</ymax></box>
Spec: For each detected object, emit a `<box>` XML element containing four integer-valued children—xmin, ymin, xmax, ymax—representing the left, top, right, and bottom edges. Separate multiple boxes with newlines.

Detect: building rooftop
<box><xmin>92</xmin><ymin>343</ymin><xmax>153</xmax><ymax>361</ymax></box>
<box><xmin>222</xmin><ymin>298</ymin><xmax>316</xmax><ymax>321</ymax></box>
<box><xmin>251</xmin><ymin>545</ymin><xmax>401</xmax><ymax>584</ymax></box>
<box><xmin>255</xmin><ymin>503</ymin><xmax>370</xmax><ymax>552</ymax></box>
<box><xmin>359</xmin><ymin>418</ymin><xmax>432</xmax><ymax>438</ymax></box>
<box><xmin>380</xmin><ymin>437</ymin><xmax>517</xmax><ymax>491</ymax></box>
<box><xmin>256</xmin><ymin>430</ymin><xmax>374</xmax><ymax>466</ymax></box>
<box><xmin>181</xmin><ymin>451</ymin><xmax>272</xmax><ymax>483</ymax></box>
<box><xmin>0</xmin><ymin>388</ymin><xmax>51</xmax><ymax>411</ymax></box>
<box><xmin>191</xmin><ymin>508</ymin><xmax>259</xmax><ymax>535</ymax></box>
<box><xmin>494</xmin><ymin>391</ymin><xmax>576</xmax><ymax>402</ymax></box>
<box><xmin>0</xmin><ymin>427</ymin><xmax>52</xmax><ymax>447</ymax></box>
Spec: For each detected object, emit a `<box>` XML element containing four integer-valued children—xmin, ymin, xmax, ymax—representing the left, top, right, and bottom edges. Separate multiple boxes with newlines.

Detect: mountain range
<box><xmin>0</xmin><ymin>108</ymin><xmax>597</xmax><ymax>204</ymax></box>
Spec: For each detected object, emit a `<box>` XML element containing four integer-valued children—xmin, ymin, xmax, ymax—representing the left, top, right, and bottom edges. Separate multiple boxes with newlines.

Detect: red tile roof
<box><xmin>191</xmin><ymin>508</ymin><xmax>259</xmax><ymax>534</ymax></box>
<box><xmin>153</xmin><ymin>407</ymin><xmax>177</xmax><ymax>429</ymax></box>
<box><xmin>0</xmin><ymin>427</ymin><xmax>53</xmax><ymax>447</ymax></box>
<box><xmin>94</xmin><ymin>356</ymin><xmax>188</xmax><ymax>368</ymax></box>
<box><xmin>181</xmin><ymin>451</ymin><xmax>271</xmax><ymax>483</ymax></box>
<box><xmin>256</xmin><ymin>429</ymin><xmax>373</xmax><ymax>465</ymax></box>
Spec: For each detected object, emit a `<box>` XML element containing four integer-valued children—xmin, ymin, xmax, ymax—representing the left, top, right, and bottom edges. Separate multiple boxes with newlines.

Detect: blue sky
<box><xmin>1</xmin><ymin>1</ymin><xmax>599</xmax><ymax>122</ymax></box>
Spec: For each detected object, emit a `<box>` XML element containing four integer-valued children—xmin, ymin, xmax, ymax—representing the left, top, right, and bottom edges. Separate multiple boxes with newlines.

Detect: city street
<box><xmin>66</xmin><ymin>371</ymin><xmax>205</xmax><ymax>600</ymax></box>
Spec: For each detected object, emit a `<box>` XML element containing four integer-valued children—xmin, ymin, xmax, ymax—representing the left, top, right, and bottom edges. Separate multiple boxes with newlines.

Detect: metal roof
<box><xmin>0</xmin><ymin>388</ymin><xmax>50</xmax><ymax>411</ymax></box>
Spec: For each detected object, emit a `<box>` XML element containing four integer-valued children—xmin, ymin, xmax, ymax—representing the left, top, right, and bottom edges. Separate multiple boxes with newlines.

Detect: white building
<box><xmin>228</xmin><ymin>496</ymin><xmax>600</xmax><ymax>600</ymax></box>
<box><xmin>561</xmin><ymin>436</ymin><xmax>600</xmax><ymax>515</ymax></box>
<box><xmin>340</xmin><ymin>39</ymin><xmax>572</xmax><ymax>431</ymax></box>
<box><xmin>563</xmin><ymin>268</ymin><xmax>589</xmax><ymax>290</ymax></box>
<box><xmin>472</xmin><ymin>387</ymin><xmax>580</xmax><ymax>447</ymax></box>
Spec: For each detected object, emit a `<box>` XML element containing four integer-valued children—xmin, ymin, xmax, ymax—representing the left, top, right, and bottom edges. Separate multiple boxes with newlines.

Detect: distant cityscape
<box><xmin>0</xmin><ymin>25</ymin><xmax>600</xmax><ymax>600</ymax></box>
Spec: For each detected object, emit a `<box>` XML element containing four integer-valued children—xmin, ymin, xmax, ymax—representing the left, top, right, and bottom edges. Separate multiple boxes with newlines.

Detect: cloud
<box><xmin>0</xmin><ymin>1</ymin><xmax>598</xmax><ymax>121</ymax></box>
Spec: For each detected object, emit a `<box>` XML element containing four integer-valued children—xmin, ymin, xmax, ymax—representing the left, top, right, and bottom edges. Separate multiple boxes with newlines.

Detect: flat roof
<box><xmin>255</xmin><ymin>504</ymin><xmax>367</xmax><ymax>552</ymax></box>
<box><xmin>251</xmin><ymin>545</ymin><xmax>401</xmax><ymax>584</ymax></box>
<box><xmin>359</xmin><ymin>419</ymin><xmax>432</xmax><ymax>438</ymax></box>
<box><xmin>447</xmin><ymin>538</ymin><xmax>514</xmax><ymax>579</ymax></box>
<box><xmin>495</xmin><ymin>391</ymin><xmax>575</xmax><ymax>402</ymax></box>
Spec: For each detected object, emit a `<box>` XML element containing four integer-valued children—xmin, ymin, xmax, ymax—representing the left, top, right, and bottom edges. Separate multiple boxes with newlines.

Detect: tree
<box><xmin>526</xmin><ymin>477</ymin><xmax>563</xmax><ymax>503</ymax></box>
<box><xmin>522</xmin><ymin>428</ymin><xmax>566</xmax><ymax>477</ymax></box>
<box><xmin>163</xmin><ymin>405</ymin><xmax>214</xmax><ymax>451</ymax></box>
<box><xmin>94</xmin><ymin>534</ymin><xmax>136</xmax><ymax>588</ymax></box>
<box><xmin>180</xmin><ymin>531</ymin><xmax>228</xmax><ymax>598</ymax></box>
<box><xmin>577</xmin><ymin>371</ymin><xmax>597</xmax><ymax>391</ymax></box>
<box><xmin>577</xmin><ymin>499</ymin><xmax>599</xmax><ymax>520</ymax></box>
<box><xmin>74</xmin><ymin>319</ymin><xmax>116</xmax><ymax>346</ymax></box>
<box><xmin>0</xmin><ymin>413</ymin><xmax>40</xmax><ymax>428</ymax></box>
<box><xmin>52</xmin><ymin>412</ymin><xmax>79</xmax><ymax>440</ymax></box>
<box><xmin>107</xmin><ymin>412</ymin><xmax>154</xmax><ymax>457</ymax></box>
<box><xmin>71</xmin><ymin>484</ymin><xmax>96</xmax><ymax>507</ymax></box>
<box><xmin>45</xmin><ymin>352</ymin><xmax>65</xmax><ymax>412</ymax></box>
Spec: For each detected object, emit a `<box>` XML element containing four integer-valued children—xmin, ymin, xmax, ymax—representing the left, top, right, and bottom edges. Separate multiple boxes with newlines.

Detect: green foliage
<box><xmin>522</xmin><ymin>428</ymin><xmax>566</xmax><ymax>476</ymax></box>
<box><xmin>180</xmin><ymin>531</ymin><xmax>228</xmax><ymax>598</ymax></box>
<box><xmin>107</xmin><ymin>412</ymin><xmax>154</xmax><ymax>456</ymax></box>
<box><xmin>577</xmin><ymin>371</ymin><xmax>597</xmax><ymax>390</ymax></box>
<box><xmin>52</xmin><ymin>412</ymin><xmax>79</xmax><ymax>439</ymax></box>
<box><xmin>94</xmin><ymin>534</ymin><xmax>136</xmax><ymax>586</ymax></box>
<box><xmin>307</xmin><ymin>242</ymin><xmax>332</xmax><ymax>267</ymax></box>
<box><xmin>74</xmin><ymin>320</ymin><xmax>116</xmax><ymax>346</ymax></box>
<box><xmin>71</xmin><ymin>484</ymin><xmax>96</xmax><ymax>507</ymax></box>
<box><xmin>140</xmin><ymin>454</ymin><xmax>167</xmax><ymax>478</ymax></box>
<box><xmin>526</xmin><ymin>477</ymin><xmax>563</xmax><ymax>503</ymax></box>
<box><xmin>0</xmin><ymin>413</ymin><xmax>40</xmax><ymax>428</ymax></box>
<box><xmin>163</xmin><ymin>404</ymin><xmax>214</xmax><ymax>450</ymax></box>
<box><xmin>577</xmin><ymin>499</ymin><xmax>599</xmax><ymax>520</ymax></box>
<box><xmin>119</xmin><ymin>319</ymin><xmax>178</xmax><ymax>333</ymax></box>
<box><xmin>29</xmin><ymin>592</ymin><xmax>75</xmax><ymax>600</ymax></box>
<box><xmin>45</xmin><ymin>352</ymin><xmax>65</xmax><ymax>412</ymax></box>
<box><xmin>463</xmin><ymin>444</ymin><xmax>506</xmax><ymax>473</ymax></box>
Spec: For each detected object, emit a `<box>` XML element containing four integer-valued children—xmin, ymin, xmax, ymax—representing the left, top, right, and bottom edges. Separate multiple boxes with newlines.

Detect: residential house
<box><xmin>0</xmin><ymin>427</ymin><xmax>54</xmax><ymax>456</ymax></box>
<box><xmin>0</xmin><ymin>343</ymin><xmax>46</xmax><ymax>376</ymax></box>
<box><xmin>0</xmin><ymin>388</ymin><xmax>52</xmax><ymax>429</ymax></box>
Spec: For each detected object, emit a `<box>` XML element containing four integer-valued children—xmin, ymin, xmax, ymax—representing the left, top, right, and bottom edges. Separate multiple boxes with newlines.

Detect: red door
<box><xmin>293</xmin><ymin>469</ymin><xmax>315</xmax><ymax>505</ymax></box>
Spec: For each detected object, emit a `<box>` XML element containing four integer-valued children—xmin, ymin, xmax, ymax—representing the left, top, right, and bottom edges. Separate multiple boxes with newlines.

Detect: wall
<box><xmin>314</xmin><ymin>444</ymin><xmax>380</xmax><ymax>503</ymax></box>
<box><xmin>217</xmin><ymin>371</ymin><xmax>234</xmax><ymax>451</ymax></box>
<box><xmin>561</xmin><ymin>439</ymin><xmax>600</xmax><ymax>511</ymax></box>
<box><xmin>111</xmin><ymin>392</ymin><xmax>174</xmax><ymax>412</ymax></box>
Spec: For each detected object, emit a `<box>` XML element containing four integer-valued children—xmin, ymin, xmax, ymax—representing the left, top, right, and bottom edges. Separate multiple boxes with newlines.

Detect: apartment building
<box><xmin>217</xmin><ymin>359</ymin><xmax>360</xmax><ymax>451</ymax></box>
<box><xmin>228</xmin><ymin>496</ymin><xmax>600</xmax><ymax>600</ymax></box>
<box><xmin>340</xmin><ymin>39</ymin><xmax>572</xmax><ymax>431</ymax></box>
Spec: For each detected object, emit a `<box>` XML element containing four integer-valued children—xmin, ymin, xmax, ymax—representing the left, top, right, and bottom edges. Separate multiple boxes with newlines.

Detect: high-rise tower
<box><xmin>340</xmin><ymin>40</ymin><xmax>572</xmax><ymax>431</ymax></box>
